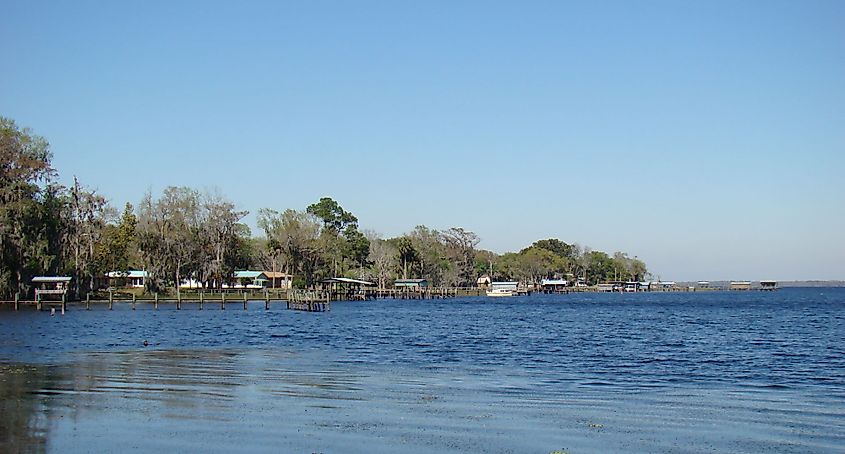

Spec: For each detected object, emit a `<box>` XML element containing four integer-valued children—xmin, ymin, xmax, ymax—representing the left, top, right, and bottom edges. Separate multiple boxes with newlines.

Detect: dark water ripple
<box><xmin>1</xmin><ymin>288</ymin><xmax>844</xmax><ymax>453</ymax></box>
<box><xmin>2</xmin><ymin>288</ymin><xmax>844</xmax><ymax>390</ymax></box>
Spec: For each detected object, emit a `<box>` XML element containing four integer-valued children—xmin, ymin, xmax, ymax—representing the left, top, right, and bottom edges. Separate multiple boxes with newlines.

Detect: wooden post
<box><xmin>61</xmin><ymin>293</ymin><xmax>66</xmax><ymax>315</ymax></box>
<box><xmin>221</xmin><ymin>292</ymin><xmax>225</xmax><ymax>310</ymax></box>
<box><xmin>108</xmin><ymin>290</ymin><xmax>113</xmax><ymax>310</ymax></box>
<box><xmin>86</xmin><ymin>292</ymin><xmax>90</xmax><ymax>310</ymax></box>
<box><xmin>14</xmin><ymin>293</ymin><xmax>19</xmax><ymax>311</ymax></box>
<box><xmin>36</xmin><ymin>292</ymin><xmax>41</xmax><ymax>311</ymax></box>
<box><xmin>132</xmin><ymin>293</ymin><xmax>136</xmax><ymax>310</ymax></box>
<box><xmin>199</xmin><ymin>292</ymin><xmax>203</xmax><ymax>310</ymax></box>
<box><xmin>243</xmin><ymin>292</ymin><xmax>247</xmax><ymax>310</ymax></box>
<box><xmin>154</xmin><ymin>293</ymin><xmax>159</xmax><ymax>309</ymax></box>
<box><xmin>264</xmin><ymin>290</ymin><xmax>269</xmax><ymax>310</ymax></box>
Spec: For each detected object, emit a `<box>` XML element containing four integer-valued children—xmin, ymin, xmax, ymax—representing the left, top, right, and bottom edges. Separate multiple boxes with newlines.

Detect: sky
<box><xmin>2</xmin><ymin>0</ymin><xmax>843</xmax><ymax>281</ymax></box>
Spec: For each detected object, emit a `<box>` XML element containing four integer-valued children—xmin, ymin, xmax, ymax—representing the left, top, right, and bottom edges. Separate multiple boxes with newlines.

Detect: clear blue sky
<box><xmin>2</xmin><ymin>0</ymin><xmax>843</xmax><ymax>281</ymax></box>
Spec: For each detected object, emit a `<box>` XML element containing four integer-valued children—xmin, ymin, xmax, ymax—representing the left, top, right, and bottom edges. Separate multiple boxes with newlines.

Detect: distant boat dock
<box><xmin>1</xmin><ymin>280</ymin><xmax>779</xmax><ymax>313</ymax></box>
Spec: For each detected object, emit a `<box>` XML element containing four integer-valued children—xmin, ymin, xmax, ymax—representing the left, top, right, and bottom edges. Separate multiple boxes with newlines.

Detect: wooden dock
<box><xmin>286</xmin><ymin>289</ymin><xmax>328</xmax><ymax>311</ymax></box>
<box><xmin>0</xmin><ymin>284</ymin><xmax>742</xmax><ymax>313</ymax></box>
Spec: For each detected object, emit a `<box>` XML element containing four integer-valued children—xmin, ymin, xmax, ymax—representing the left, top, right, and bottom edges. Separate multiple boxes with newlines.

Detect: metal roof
<box><xmin>321</xmin><ymin>277</ymin><xmax>375</xmax><ymax>286</ymax></box>
<box><xmin>234</xmin><ymin>271</ymin><xmax>268</xmax><ymax>279</ymax></box>
<box><xmin>106</xmin><ymin>270</ymin><xmax>148</xmax><ymax>278</ymax></box>
<box><xmin>32</xmin><ymin>276</ymin><xmax>72</xmax><ymax>282</ymax></box>
<box><xmin>262</xmin><ymin>271</ymin><xmax>293</xmax><ymax>278</ymax></box>
<box><xmin>541</xmin><ymin>279</ymin><xmax>568</xmax><ymax>285</ymax></box>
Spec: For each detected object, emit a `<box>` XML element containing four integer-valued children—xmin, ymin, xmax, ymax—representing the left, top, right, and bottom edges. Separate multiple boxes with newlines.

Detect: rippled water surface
<box><xmin>1</xmin><ymin>288</ymin><xmax>844</xmax><ymax>453</ymax></box>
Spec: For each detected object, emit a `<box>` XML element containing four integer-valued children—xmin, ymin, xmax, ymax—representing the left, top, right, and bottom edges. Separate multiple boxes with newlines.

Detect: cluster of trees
<box><xmin>489</xmin><ymin>239</ymin><xmax>647</xmax><ymax>285</ymax></box>
<box><xmin>2</xmin><ymin>117</ymin><xmax>106</xmax><ymax>298</ymax></box>
<box><xmin>0</xmin><ymin>117</ymin><xmax>648</xmax><ymax>299</ymax></box>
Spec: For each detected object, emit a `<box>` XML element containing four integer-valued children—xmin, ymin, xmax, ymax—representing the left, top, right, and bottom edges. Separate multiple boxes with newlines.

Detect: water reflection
<box><xmin>1</xmin><ymin>347</ymin><xmax>843</xmax><ymax>453</ymax></box>
<box><xmin>0</xmin><ymin>364</ymin><xmax>51</xmax><ymax>453</ymax></box>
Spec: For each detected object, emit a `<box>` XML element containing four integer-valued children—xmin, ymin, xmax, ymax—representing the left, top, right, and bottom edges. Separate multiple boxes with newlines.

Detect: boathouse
<box><xmin>30</xmin><ymin>276</ymin><xmax>71</xmax><ymax>312</ymax></box>
<box><xmin>760</xmin><ymin>280</ymin><xmax>778</xmax><ymax>291</ymax></box>
<box><xmin>32</xmin><ymin>276</ymin><xmax>71</xmax><ymax>293</ymax></box>
<box><xmin>597</xmin><ymin>283</ymin><xmax>615</xmax><ymax>292</ymax></box>
<box><xmin>730</xmin><ymin>281</ymin><xmax>752</xmax><ymax>291</ymax></box>
<box><xmin>320</xmin><ymin>277</ymin><xmax>376</xmax><ymax>301</ymax></box>
<box><xmin>540</xmin><ymin>279</ymin><xmax>568</xmax><ymax>293</ymax></box>
<box><xmin>624</xmin><ymin>281</ymin><xmax>640</xmax><ymax>292</ymax></box>
<box><xmin>394</xmin><ymin>278</ymin><xmax>428</xmax><ymax>290</ymax></box>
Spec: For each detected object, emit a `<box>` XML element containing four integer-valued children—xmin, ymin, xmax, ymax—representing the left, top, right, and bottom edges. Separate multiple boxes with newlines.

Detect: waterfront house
<box><xmin>730</xmin><ymin>281</ymin><xmax>752</xmax><ymax>291</ymax></box>
<box><xmin>477</xmin><ymin>275</ymin><xmax>491</xmax><ymax>289</ymax></box>
<box><xmin>231</xmin><ymin>271</ymin><xmax>269</xmax><ymax>289</ymax></box>
<box><xmin>394</xmin><ymin>278</ymin><xmax>428</xmax><ymax>290</ymax></box>
<box><xmin>105</xmin><ymin>270</ymin><xmax>148</xmax><ymax>288</ymax></box>
<box><xmin>262</xmin><ymin>271</ymin><xmax>293</xmax><ymax>289</ymax></box>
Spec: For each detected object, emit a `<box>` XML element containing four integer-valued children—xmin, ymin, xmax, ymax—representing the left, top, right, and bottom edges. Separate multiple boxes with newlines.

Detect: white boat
<box><xmin>487</xmin><ymin>281</ymin><xmax>519</xmax><ymax>297</ymax></box>
<box><xmin>486</xmin><ymin>288</ymin><xmax>514</xmax><ymax>297</ymax></box>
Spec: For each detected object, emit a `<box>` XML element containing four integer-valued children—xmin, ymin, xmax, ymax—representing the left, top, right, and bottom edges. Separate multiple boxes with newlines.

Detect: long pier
<box><xmin>0</xmin><ymin>284</ymin><xmax>741</xmax><ymax>313</ymax></box>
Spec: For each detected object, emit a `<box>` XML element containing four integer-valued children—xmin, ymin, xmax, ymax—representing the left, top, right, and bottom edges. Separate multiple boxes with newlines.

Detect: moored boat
<box><xmin>486</xmin><ymin>288</ymin><xmax>514</xmax><ymax>297</ymax></box>
<box><xmin>487</xmin><ymin>281</ymin><xmax>519</xmax><ymax>297</ymax></box>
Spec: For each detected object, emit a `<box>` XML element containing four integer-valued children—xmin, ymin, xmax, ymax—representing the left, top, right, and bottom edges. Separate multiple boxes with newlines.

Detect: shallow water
<box><xmin>1</xmin><ymin>288</ymin><xmax>844</xmax><ymax>453</ymax></box>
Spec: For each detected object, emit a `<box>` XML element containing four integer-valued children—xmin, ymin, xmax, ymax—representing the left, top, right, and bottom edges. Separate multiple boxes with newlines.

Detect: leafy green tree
<box><xmin>0</xmin><ymin>117</ymin><xmax>62</xmax><ymax>298</ymax></box>
<box><xmin>532</xmin><ymin>238</ymin><xmax>575</xmax><ymax>259</ymax></box>
<box><xmin>306</xmin><ymin>197</ymin><xmax>358</xmax><ymax>233</ymax></box>
<box><xmin>257</xmin><ymin>208</ymin><xmax>321</xmax><ymax>286</ymax></box>
<box><xmin>390</xmin><ymin>236</ymin><xmax>418</xmax><ymax>279</ymax></box>
<box><xmin>305</xmin><ymin>197</ymin><xmax>369</xmax><ymax>278</ymax></box>
<box><xmin>93</xmin><ymin>203</ymin><xmax>138</xmax><ymax>279</ymax></box>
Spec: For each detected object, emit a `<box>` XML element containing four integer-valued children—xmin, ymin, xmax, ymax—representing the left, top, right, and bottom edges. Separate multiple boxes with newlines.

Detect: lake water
<box><xmin>1</xmin><ymin>288</ymin><xmax>844</xmax><ymax>453</ymax></box>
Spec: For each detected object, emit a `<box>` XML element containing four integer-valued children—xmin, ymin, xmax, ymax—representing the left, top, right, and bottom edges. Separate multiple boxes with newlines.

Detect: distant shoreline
<box><xmin>681</xmin><ymin>280</ymin><xmax>845</xmax><ymax>288</ymax></box>
<box><xmin>778</xmin><ymin>281</ymin><xmax>845</xmax><ymax>288</ymax></box>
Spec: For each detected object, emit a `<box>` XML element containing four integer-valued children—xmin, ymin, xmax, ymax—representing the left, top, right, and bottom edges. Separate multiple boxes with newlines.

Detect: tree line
<box><xmin>1</xmin><ymin>117</ymin><xmax>648</xmax><ymax>299</ymax></box>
